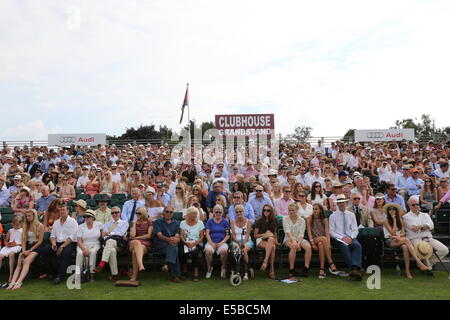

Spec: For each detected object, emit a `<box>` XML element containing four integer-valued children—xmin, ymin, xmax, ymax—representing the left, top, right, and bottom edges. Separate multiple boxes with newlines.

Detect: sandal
<box><xmin>11</xmin><ymin>282</ymin><xmax>22</xmax><ymax>290</ymax></box>
<box><xmin>319</xmin><ymin>268</ymin><xmax>326</xmax><ymax>279</ymax></box>
<box><xmin>6</xmin><ymin>282</ymin><xmax>15</xmax><ymax>290</ymax></box>
<box><xmin>161</xmin><ymin>264</ymin><xmax>169</xmax><ymax>273</ymax></box>
<box><xmin>328</xmin><ymin>262</ymin><xmax>339</xmax><ymax>275</ymax></box>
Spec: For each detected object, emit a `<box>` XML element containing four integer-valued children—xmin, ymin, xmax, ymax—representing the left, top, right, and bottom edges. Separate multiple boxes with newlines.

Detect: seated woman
<box><xmin>76</xmin><ymin>210</ymin><xmax>103</xmax><ymax>281</ymax></box>
<box><xmin>58</xmin><ymin>175</ymin><xmax>76</xmax><ymax>200</ymax></box>
<box><xmin>254</xmin><ymin>204</ymin><xmax>278</xmax><ymax>279</ymax></box>
<box><xmin>129</xmin><ymin>207</ymin><xmax>153</xmax><ymax>281</ymax></box>
<box><xmin>144</xmin><ymin>186</ymin><xmax>164</xmax><ymax>222</ymax></box>
<box><xmin>214</xmin><ymin>195</ymin><xmax>228</xmax><ymax>219</ymax></box>
<box><xmin>382</xmin><ymin>203</ymin><xmax>429</xmax><ymax>279</ymax></box>
<box><xmin>85</xmin><ymin>172</ymin><xmax>100</xmax><ymax>198</ymax></box>
<box><xmin>370</xmin><ymin>194</ymin><xmax>386</xmax><ymax>231</ymax></box>
<box><xmin>7</xmin><ymin>209</ymin><xmax>45</xmax><ymax>290</ymax></box>
<box><xmin>230</xmin><ymin>204</ymin><xmax>253</xmax><ymax>281</ymax></box>
<box><xmin>12</xmin><ymin>187</ymin><xmax>34</xmax><ymax>216</ymax></box>
<box><xmin>0</xmin><ymin>216</ymin><xmax>23</xmax><ymax>288</ymax></box>
<box><xmin>306</xmin><ymin>204</ymin><xmax>338</xmax><ymax>279</ymax></box>
<box><xmin>183</xmin><ymin>195</ymin><xmax>206</xmax><ymax>222</ymax></box>
<box><xmin>99</xmin><ymin>171</ymin><xmax>118</xmax><ymax>196</ymax></box>
<box><xmin>72</xmin><ymin>199</ymin><xmax>88</xmax><ymax>225</ymax></box>
<box><xmin>179</xmin><ymin>207</ymin><xmax>205</xmax><ymax>282</ymax></box>
<box><xmin>283</xmin><ymin>203</ymin><xmax>312</xmax><ymax>277</ymax></box>
<box><xmin>204</xmin><ymin>204</ymin><xmax>230</xmax><ymax>279</ymax></box>
<box><xmin>43</xmin><ymin>198</ymin><xmax>61</xmax><ymax>232</ymax></box>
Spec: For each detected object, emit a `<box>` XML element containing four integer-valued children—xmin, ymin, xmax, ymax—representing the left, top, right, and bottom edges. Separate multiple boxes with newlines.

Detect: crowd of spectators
<box><xmin>0</xmin><ymin>138</ymin><xmax>449</xmax><ymax>288</ymax></box>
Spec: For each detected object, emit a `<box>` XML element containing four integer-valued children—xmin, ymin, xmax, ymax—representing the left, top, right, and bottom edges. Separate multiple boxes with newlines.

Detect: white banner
<box><xmin>354</xmin><ymin>129</ymin><xmax>415</xmax><ymax>142</ymax></box>
<box><xmin>48</xmin><ymin>133</ymin><xmax>106</xmax><ymax>146</ymax></box>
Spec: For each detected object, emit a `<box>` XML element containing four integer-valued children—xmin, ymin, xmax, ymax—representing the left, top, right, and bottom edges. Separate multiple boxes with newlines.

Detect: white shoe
<box><xmin>221</xmin><ymin>267</ymin><xmax>226</xmax><ymax>279</ymax></box>
<box><xmin>243</xmin><ymin>273</ymin><xmax>249</xmax><ymax>281</ymax></box>
<box><xmin>206</xmin><ymin>267</ymin><xmax>213</xmax><ymax>279</ymax></box>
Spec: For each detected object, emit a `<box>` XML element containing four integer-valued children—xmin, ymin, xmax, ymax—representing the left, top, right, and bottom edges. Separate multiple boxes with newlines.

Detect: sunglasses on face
<box><xmin>111</xmin><ymin>211</ymin><xmax>120</xmax><ymax>214</ymax></box>
<box><xmin>263</xmin><ymin>209</ymin><xmax>271</xmax><ymax>212</ymax></box>
<box><xmin>165</xmin><ymin>211</ymin><xmax>174</xmax><ymax>214</ymax></box>
<box><xmin>353</xmin><ymin>197</ymin><xmax>360</xmax><ymax>200</ymax></box>
<box><xmin>233</xmin><ymin>196</ymin><xmax>241</xmax><ymax>199</ymax></box>
<box><xmin>214</xmin><ymin>211</ymin><xmax>223</xmax><ymax>214</ymax></box>
<box><xmin>235</xmin><ymin>210</ymin><xmax>243</xmax><ymax>213</ymax></box>
<box><xmin>256</xmin><ymin>190</ymin><xmax>263</xmax><ymax>192</ymax></box>
<box><xmin>410</xmin><ymin>203</ymin><xmax>419</xmax><ymax>207</ymax></box>
<box><xmin>284</xmin><ymin>190</ymin><xmax>291</xmax><ymax>193</ymax></box>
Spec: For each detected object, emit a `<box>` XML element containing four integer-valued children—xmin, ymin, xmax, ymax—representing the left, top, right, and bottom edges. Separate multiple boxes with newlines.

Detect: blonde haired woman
<box><xmin>180</xmin><ymin>207</ymin><xmax>205</xmax><ymax>281</ymax></box>
<box><xmin>117</xmin><ymin>171</ymin><xmax>131</xmax><ymax>196</ymax></box>
<box><xmin>130</xmin><ymin>171</ymin><xmax>142</xmax><ymax>191</ymax></box>
<box><xmin>270</xmin><ymin>182</ymin><xmax>282</xmax><ymax>202</ymax></box>
<box><xmin>99</xmin><ymin>171</ymin><xmax>117</xmax><ymax>196</ymax></box>
<box><xmin>283</xmin><ymin>203</ymin><xmax>312</xmax><ymax>277</ymax></box>
<box><xmin>7</xmin><ymin>209</ymin><xmax>45</xmax><ymax>290</ymax></box>
<box><xmin>129</xmin><ymin>206</ymin><xmax>153</xmax><ymax>281</ymax></box>
<box><xmin>170</xmin><ymin>183</ymin><xmax>188</xmax><ymax>212</ymax></box>
<box><xmin>230</xmin><ymin>204</ymin><xmax>253</xmax><ymax>280</ymax></box>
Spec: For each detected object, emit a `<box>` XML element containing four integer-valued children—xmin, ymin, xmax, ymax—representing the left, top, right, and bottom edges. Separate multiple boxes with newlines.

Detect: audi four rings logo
<box><xmin>366</xmin><ymin>132</ymin><xmax>384</xmax><ymax>138</ymax></box>
<box><xmin>58</xmin><ymin>136</ymin><xmax>77</xmax><ymax>143</ymax></box>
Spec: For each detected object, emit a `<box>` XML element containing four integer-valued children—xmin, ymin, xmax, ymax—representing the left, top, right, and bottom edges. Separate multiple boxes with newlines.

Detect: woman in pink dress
<box><xmin>85</xmin><ymin>173</ymin><xmax>100</xmax><ymax>198</ymax></box>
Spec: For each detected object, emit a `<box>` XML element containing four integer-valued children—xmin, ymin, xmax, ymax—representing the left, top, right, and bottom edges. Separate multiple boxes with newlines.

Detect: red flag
<box><xmin>179</xmin><ymin>84</ymin><xmax>189</xmax><ymax>124</ymax></box>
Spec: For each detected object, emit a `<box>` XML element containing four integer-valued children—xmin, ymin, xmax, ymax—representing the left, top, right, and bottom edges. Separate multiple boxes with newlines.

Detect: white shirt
<box><xmin>77</xmin><ymin>221</ymin><xmax>103</xmax><ymax>246</ymax></box>
<box><xmin>297</xmin><ymin>203</ymin><xmax>313</xmax><ymax>218</ymax></box>
<box><xmin>103</xmin><ymin>219</ymin><xmax>129</xmax><ymax>238</ymax></box>
<box><xmin>51</xmin><ymin>216</ymin><xmax>79</xmax><ymax>242</ymax></box>
<box><xmin>402</xmin><ymin>211</ymin><xmax>434</xmax><ymax>241</ymax></box>
<box><xmin>111</xmin><ymin>172</ymin><xmax>121</xmax><ymax>183</ymax></box>
<box><xmin>76</xmin><ymin>175</ymin><xmax>89</xmax><ymax>188</ymax></box>
<box><xmin>329</xmin><ymin>209</ymin><xmax>358</xmax><ymax>240</ymax></box>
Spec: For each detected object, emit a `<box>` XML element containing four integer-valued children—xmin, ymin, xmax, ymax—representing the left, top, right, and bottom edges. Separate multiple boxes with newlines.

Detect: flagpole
<box><xmin>186</xmin><ymin>83</ymin><xmax>191</xmax><ymax>148</ymax></box>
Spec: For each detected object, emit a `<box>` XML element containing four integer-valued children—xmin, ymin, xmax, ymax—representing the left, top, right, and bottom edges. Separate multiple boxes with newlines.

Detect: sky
<box><xmin>1</xmin><ymin>0</ymin><xmax>450</xmax><ymax>141</ymax></box>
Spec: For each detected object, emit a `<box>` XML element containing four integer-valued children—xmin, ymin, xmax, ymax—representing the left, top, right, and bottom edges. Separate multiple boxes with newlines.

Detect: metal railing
<box><xmin>1</xmin><ymin>134</ymin><xmax>448</xmax><ymax>149</ymax></box>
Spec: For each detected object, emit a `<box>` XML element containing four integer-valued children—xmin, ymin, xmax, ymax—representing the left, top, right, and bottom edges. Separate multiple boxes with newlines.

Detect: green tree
<box><xmin>342</xmin><ymin>129</ymin><xmax>355</xmax><ymax>143</ymax></box>
<box><xmin>288</xmin><ymin>125</ymin><xmax>312</xmax><ymax>143</ymax></box>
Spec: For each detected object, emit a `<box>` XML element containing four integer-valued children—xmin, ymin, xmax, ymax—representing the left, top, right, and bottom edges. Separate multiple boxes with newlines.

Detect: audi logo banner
<box><xmin>354</xmin><ymin>129</ymin><xmax>415</xmax><ymax>142</ymax></box>
<box><xmin>48</xmin><ymin>134</ymin><xmax>106</xmax><ymax>146</ymax></box>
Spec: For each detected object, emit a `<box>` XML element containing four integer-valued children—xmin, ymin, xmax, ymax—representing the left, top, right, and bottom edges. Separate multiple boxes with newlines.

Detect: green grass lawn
<box><xmin>1</xmin><ymin>269</ymin><xmax>449</xmax><ymax>300</ymax></box>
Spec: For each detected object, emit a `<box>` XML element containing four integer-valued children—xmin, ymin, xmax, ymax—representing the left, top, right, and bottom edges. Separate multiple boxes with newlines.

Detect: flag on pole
<box><xmin>179</xmin><ymin>83</ymin><xmax>189</xmax><ymax>124</ymax></box>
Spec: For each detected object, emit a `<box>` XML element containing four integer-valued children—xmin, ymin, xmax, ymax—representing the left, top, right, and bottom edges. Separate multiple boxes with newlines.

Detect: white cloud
<box><xmin>0</xmin><ymin>120</ymin><xmax>62</xmax><ymax>141</ymax></box>
<box><xmin>0</xmin><ymin>0</ymin><xmax>449</xmax><ymax>140</ymax></box>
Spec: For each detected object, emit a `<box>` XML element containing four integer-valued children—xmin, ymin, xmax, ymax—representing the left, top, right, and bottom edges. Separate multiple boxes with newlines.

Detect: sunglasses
<box><xmin>284</xmin><ymin>191</ymin><xmax>291</xmax><ymax>193</ymax></box>
<box><xmin>256</xmin><ymin>190</ymin><xmax>263</xmax><ymax>192</ymax></box>
<box><xmin>263</xmin><ymin>209</ymin><xmax>271</xmax><ymax>212</ymax></box>
<box><xmin>410</xmin><ymin>203</ymin><xmax>420</xmax><ymax>207</ymax></box>
<box><xmin>233</xmin><ymin>196</ymin><xmax>241</xmax><ymax>199</ymax></box>
<box><xmin>299</xmin><ymin>195</ymin><xmax>305</xmax><ymax>198</ymax></box>
<box><xmin>214</xmin><ymin>211</ymin><xmax>223</xmax><ymax>214</ymax></box>
<box><xmin>235</xmin><ymin>210</ymin><xmax>243</xmax><ymax>213</ymax></box>
<box><xmin>353</xmin><ymin>197</ymin><xmax>361</xmax><ymax>200</ymax></box>
<box><xmin>165</xmin><ymin>211</ymin><xmax>174</xmax><ymax>214</ymax></box>
<box><xmin>111</xmin><ymin>211</ymin><xmax>120</xmax><ymax>214</ymax></box>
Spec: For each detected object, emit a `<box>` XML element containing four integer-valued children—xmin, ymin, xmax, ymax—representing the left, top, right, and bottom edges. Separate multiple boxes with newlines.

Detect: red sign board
<box><xmin>215</xmin><ymin>114</ymin><xmax>275</xmax><ymax>137</ymax></box>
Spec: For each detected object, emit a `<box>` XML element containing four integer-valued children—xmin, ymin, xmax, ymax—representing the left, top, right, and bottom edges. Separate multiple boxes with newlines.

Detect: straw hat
<box><xmin>383</xmin><ymin>203</ymin><xmax>404</xmax><ymax>216</ymax></box>
<box><xmin>73</xmin><ymin>199</ymin><xmax>87</xmax><ymax>210</ymax></box>
<box><xmin>84</xmin><ymin>209</ymin><xmax>96</xmax><ymax>219</ymax></box>
<box><xmin>414</xmin><ymin>241</ymin><xmax>433</xmax><ymax>260</ymax></box>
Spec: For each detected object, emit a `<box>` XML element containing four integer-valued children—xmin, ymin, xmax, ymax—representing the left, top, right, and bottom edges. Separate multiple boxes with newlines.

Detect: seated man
<box><xmin>227</xmin><ymin>191</ymin><xmax>255</xmax><ymax>223</ymax></box>
<box><xmin>94</xmin><ymin>206</ymin><xmax>129</xmax><ymax>282</ymax></box>
<box><xmin>329</xmin><ymin>195</ymin><xmax>363</xmax><ymax>281</ymax></box>
<box><xmin>346</xmin><ymin>192</ymin><xmax>373</xmax><ymax>228</ymax></box>
<box><xmin>403</xmin><ymin>197</ymin><xmax>449</xmax><ymax>274</ymax></box>
<box><xmin>40</xmin><ymin>201</ymin><xmax>78</xmax><ymax>284</ymax></box>
<box><xmin>152</xmin><ymin>205</ymin><xmax>182</xmax><ymax>283</ymax></box>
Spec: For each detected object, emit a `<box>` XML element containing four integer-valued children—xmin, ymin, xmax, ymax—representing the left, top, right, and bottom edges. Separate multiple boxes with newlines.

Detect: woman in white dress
<box><xmin>0</xmin><ymin>216</ymin><xmax>23</xmax><ymax>287</ymax></box>
<box><xmin>307</xmin><ymin>182</ymin><xmax>328</xmax><ymax>209</ymax></box>
<box><xmin>283</xmin><ymin>203</ymin><xmax>312</xmax><ymax>277</ymax></box>
<box><xmin>170</xmin><ymin>183</ymin><xmax>188</xmax><ymax>212</ymax></box>
<box><xmin>76</xmin><ymin>210</ymin><xmax>103</xmax><ymax>281</ymax></box>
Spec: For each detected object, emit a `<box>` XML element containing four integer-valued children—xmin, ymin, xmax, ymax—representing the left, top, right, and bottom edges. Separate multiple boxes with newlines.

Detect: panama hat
<box><xmin>414</xmin><ymin>241</ymin><xmax>433</xmax><ymax>260</ymax></box>
<box><xmin>383</xmin><ymin>203</ymin><xmax>404</xmax><ymax>216</ymax></box>
<box><xmin>95</xmin><ymin>194</ymin><xmax>111</xmax><ymax>203</ymax></box>
<box><xmin>145</xmin><ymin>186</ymin><xmax>156</xmax><ymax>195</ymax></box>
<box><xmin>73</xmin><ymin>199</ymin><xmax>87</xmax><ymax>210</ymax></box>
<box><xmin>84</xmin><ymin>209</ymin><xmax>96</xmax><ymax>219</ymax></box>
<box><xmin>332</xmin><ymin>181</ymin><xmax>343</xmax><ymax>188</ymax></box>
<box><xmin>335</xmin><ymin>194</ymin><xmax>349</xmax><ymax>203</ymax></box>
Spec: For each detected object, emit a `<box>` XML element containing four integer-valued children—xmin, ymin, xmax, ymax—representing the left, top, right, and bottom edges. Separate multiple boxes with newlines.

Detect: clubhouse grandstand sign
<box><xmin>48</xmin><ymin>133</ymin><xmax>106</xmax><ymax>146</ymax></box>
<box><xmin>355</xmin><ymin>129</ymin><xmax>415</xmax><ymax>142</ymax></box>
<box><xmin>215</xmin><ymin>114</ymin><xmax>275</xmax><ymax>137</ymax></box>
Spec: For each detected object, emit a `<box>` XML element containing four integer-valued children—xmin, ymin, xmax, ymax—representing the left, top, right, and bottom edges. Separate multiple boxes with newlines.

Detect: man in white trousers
<box><xmin>94</xmin><ymin>206</ymin><xmax>129</xmax><ymax>282</ymax></box>
<box><xmin>403</xmin><ymin>197</ymin><xmax>449</xmax><ymax>275</ymax></box>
